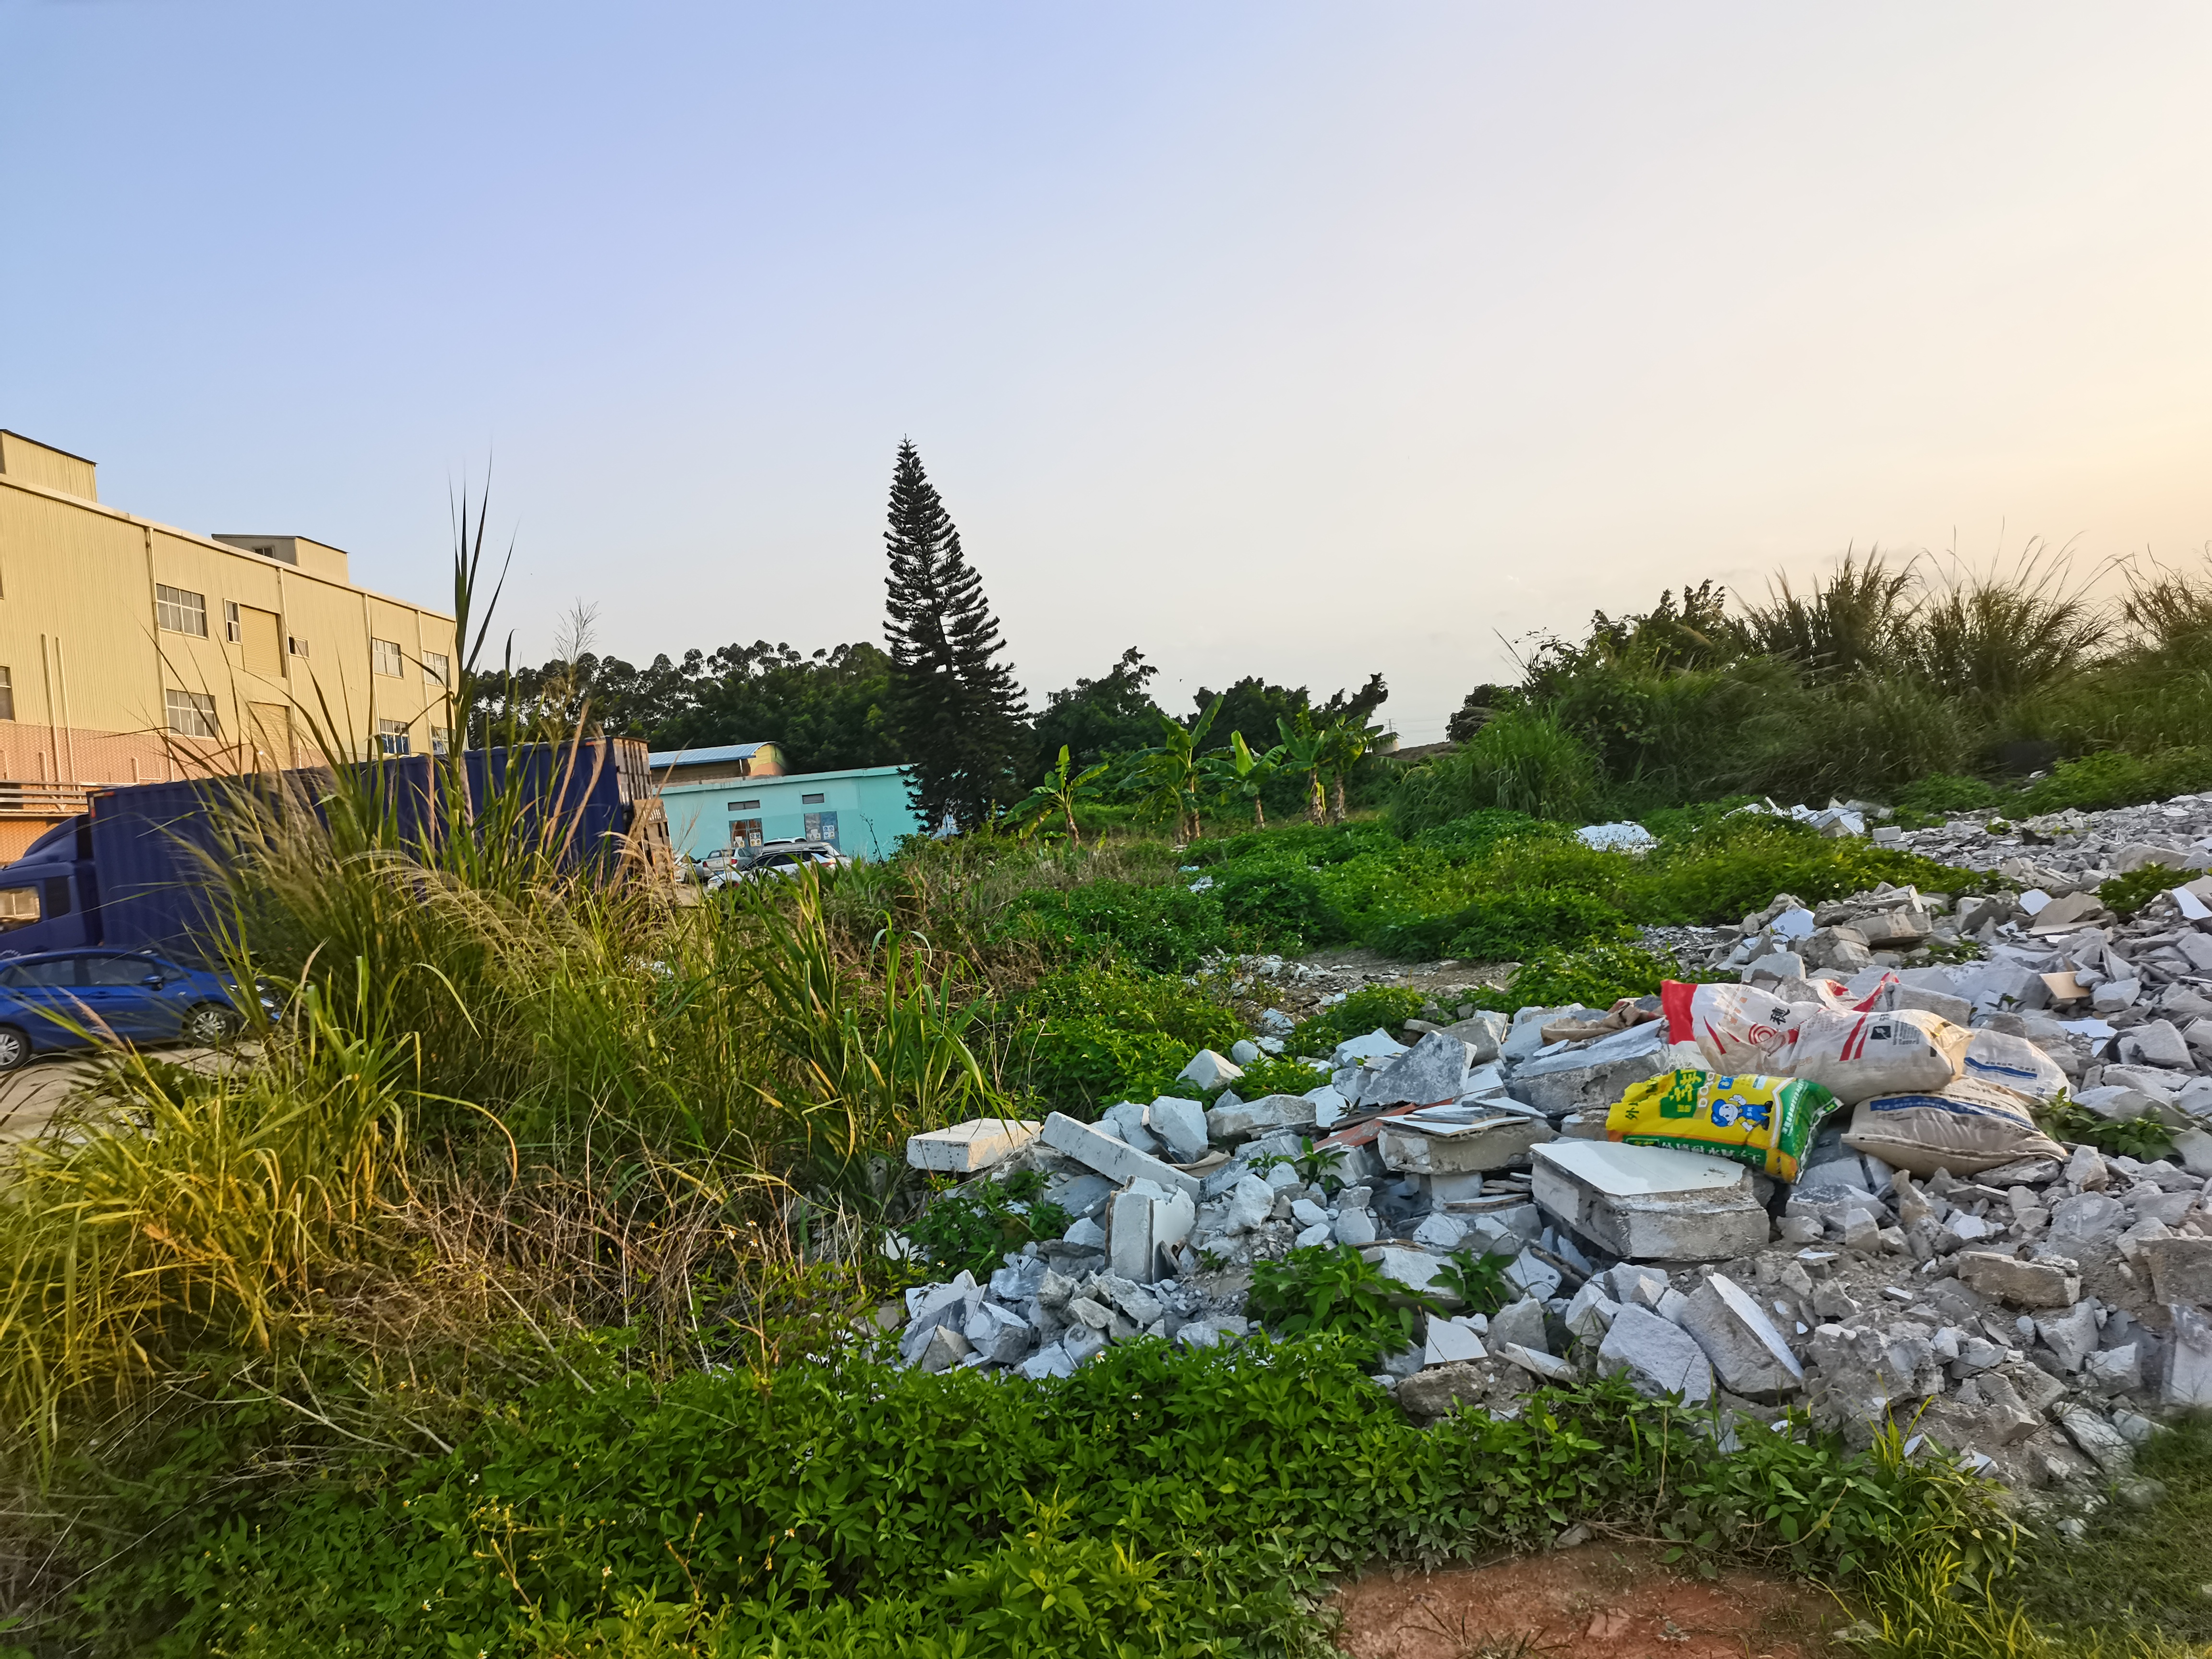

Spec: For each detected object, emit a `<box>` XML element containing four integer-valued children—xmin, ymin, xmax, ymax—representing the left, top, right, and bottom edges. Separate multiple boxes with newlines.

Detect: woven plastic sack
<box><xmin>1958</xmin><ymin>1029</ymin><xmax>2070</xmax><ymax>1105</ymax></box>
<box><xmin>1783</xmin><ymin>1007</ymin><xmax>1971</xmax><ymax>1105</ymax></box>
<box><xmin>1659</xmin><ymin>983</ymin><xmax>1815</xmax><ymax>1072</ymax></box>
<box><xmin>1842</xmin><ymin>1079</ymin><xmax>2068</xmax><ymax>1178</ymax></box>
<box><xmin>1606</xmin><ymin>1067</ymin><xmax>1839</xmax><ymax>1180</ymax></box>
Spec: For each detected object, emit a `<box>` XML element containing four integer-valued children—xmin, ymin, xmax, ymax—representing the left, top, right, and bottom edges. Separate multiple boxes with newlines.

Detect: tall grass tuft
<box><xmin>0</xmin><ymin>992</ymin><xmax>410</xmax><ymax>1458</ymax></box>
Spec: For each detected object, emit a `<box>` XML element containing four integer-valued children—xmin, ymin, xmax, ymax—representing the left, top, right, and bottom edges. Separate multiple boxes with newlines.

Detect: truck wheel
<box><xmin>0</xmin><ymin>1026</ymin><xmax>29</xmax><ymax>1072</ymax></box>
<box><xmin>182</xmin><ymin>1004</ymin><xmax>241</xmax><ymax>1046</ymax></box>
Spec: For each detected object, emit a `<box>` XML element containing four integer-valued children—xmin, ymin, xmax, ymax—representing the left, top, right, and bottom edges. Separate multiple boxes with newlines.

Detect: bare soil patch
<box><xmin>1330</xmin><ymin>1542</ymin><xmax>1847</xmax><ymax>1659</ymax></box>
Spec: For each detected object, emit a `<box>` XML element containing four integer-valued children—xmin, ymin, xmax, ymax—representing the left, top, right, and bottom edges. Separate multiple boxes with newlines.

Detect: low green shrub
<box><xmin>69</xmin><ymin>1338</ymin><xmax>2021</xmax><ymax>1658</ymax></box>
<box><xmin>1246</xmin><ymin>1246</ymin><xmax>1435</xmax><ymax>1365</ymax></box>
<box><xmin>1425</xmin><ymin>1246</ymin><xmax>1512</xmax><ymax>1316</ymax></box>
<box><xmin>1368</xmin><ymin>890</ymin><xmax>1629</xmax><ymax>964</ymax></box>
<box><xmin>999</xmin><ymin>879</ymin><xmax>1235</xmax><ymax>972</ymax></box>
<box><xmin>906</xmin><ymin>1170</ymin><xmax>1070</xmax><ymax>1279</ymax></box>
<box><xmin>1206</xmin><ymin>855</ymin><xmax>1341</xmax><ymax>950</ymax></box>
<box><xmin>1895</xmin><ymin>772</ymin><xmax>2004</xmax><ymax>815</ymax></box>
<box><xmin>1288</xmin><ymin>986</ymin><xmax>1429</xmax><ymax>1057</ymax></box>
<box><xmin>1210</xmin><ymin>1051</ymin><xmax>1332</xmax><ymax>1101</ymax></box>
<box><xmin>2099</xmin><ymin>863</ymin><xmax>2188</xmax><ymax>919</ymax></box>
<box><xmin>1390</xmin><ymin>707</ymin><xmax>1599</xmax><ymax>833</ymax></box>
<box><xmin>1503</xmin><ymin>939</ymin><xmax>1685</xmax><ymax>1009</ymax></box>
<box><xmin>2016</xmin><ymin>747</ymin><xmax>2212</xmax><ymax>815</ymax></box>
<box><xmin>2039</xmin><ymin>1098</ymin><xmax>2174</xmax><ymax>1163</ymax></box>
<box><xmin>1014</xmin><ymin>967</ymin><xmax>1240</xmax><ymax>1110</ymax></box>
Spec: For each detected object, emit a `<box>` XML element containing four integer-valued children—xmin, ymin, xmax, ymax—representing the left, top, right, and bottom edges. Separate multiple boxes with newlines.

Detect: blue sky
<box><xmin>6</xmin><ymin>3</ymin><xmax>2211</xmax><ymax>740</ymax></box>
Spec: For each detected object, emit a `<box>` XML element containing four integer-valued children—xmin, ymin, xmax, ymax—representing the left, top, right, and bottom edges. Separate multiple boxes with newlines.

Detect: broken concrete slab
<box><xmin>1499</xmin><ymin>1343</ymin><xmax>1578</xmax><ymax>1383</ymax></box>
<box><xmin>1365</xmin><ymin>1245</ymin><xmax>1453</xmax><ymax>1298</ymax></box>
<box><xmin>1042</xmin><ymin>1112</ymin><xmax>1201</xmax><ymax>1200</ymax></box>
<box><xmin>2057</xmin><ymin>1406</ymin><xmax>2134</xmax><ymax>1476</ymax></box>
<box><xmin>1531</xmin><ymin>1140</ymin><xmax>1771</xmax><ymax>1262</ymax></box>
<box><xmin>1506</xmin><ymin>1019</ymin><xmax>1673</xmax><ymax>1116</ymax></box>
<box><xmin>2035</xmin><ymin>1301</ymin><xmax>2100</xmax><ymax>1371</ymax></box>
<box><xmin>1952</xmin><ymin>1250</ymin><xmax>2082</xmax><ymax>1309</ymax></box>
<box><xmin>1598</xmin><ymin>1305</ymin><xmax>1716</xmax><ymax>1403</ymax></box>
<box><xmin>1107</xmin><ymin>1181</ymin><xmax>1196</xmax><ymax>1283</ymax></box>
<box><xmin>1676</xmin><ymin>1273</ymin><xmax>1804</xmax><ymax>1400</ymax></box>
<box><xmin>1206</xmin><ymin>1093</ymin><xmax>1319</xmax><ymax>1142</ymax></box>
<box><xmin>1376</xmin><ymin>1113</ymin><xmax>1548</xmax><ymax>1176</ymax></box>
<box><xmin>1488</xmin><ymin>1295</ymin><xmax>1549</xmax><ymax>1354</ymax></box>
<box><xmin>1146</xmin><ymin>1095</ymin><xmax>1210</xmax><ymax>1164</ymax></box>
<box><xmin>1178</xmin><ymin>1049</ymin><xmax>1244</xmax><ymax>1090</ymax></box>
<box><xmin>2142</xmin><ymin>1236</ymin><xmax>2212</xmax><ymax>1305</ymax></box>
<box><xmin>2164</xmin><ymin>1303</ymin><xmax>2212</xmax><ymax>1407</ymax></box>
<box><xmin>906</xmin><ymin>1118</ymin><xmax>1043</xmax><ymax>1174</ymax></box>
<box><xmin>1424</xmin><ymin>1315</ymin><xmax>1490</xmax><ymax>1366</ymax></box>
<box><xmin>1357</xmin><ymin>1030</ymin><xmax>1472</xmax><ymax>1108</ymax></box>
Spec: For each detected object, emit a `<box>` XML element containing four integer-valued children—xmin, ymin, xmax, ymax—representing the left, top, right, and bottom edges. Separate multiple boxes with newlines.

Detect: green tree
<box><xmin>882</xmin><ymin>440</ymin><xmax>1028</xmax><ymax>830</ymax></box>
<box><xmin>1275</xmin><ymin>714</ymin><xmax>1330</xmax><ymax>826</ymax></box>
<box><xmin>1321</xmin><ymin>715</ymin><xmax>1387</xmax><ymax>824</ymax></box>
<box><xmin>1128</xmin><ymin>697</ymin><xmax>1223</xmax><ymax>841</ymax></box>
<box><xmin>1202</xmin><ymin>731</ymin><xmax>1281</xmax><ymax>829</ymax></box>
<box><xmin>1006</xmin><ymin>745</ymin><xmax>1109</xmax><ymax>845</ymax></box>
<box><xmin>1034</xmin><ymin>648</ymin><xmax>1164</xmax><ymax>770</ymax></box>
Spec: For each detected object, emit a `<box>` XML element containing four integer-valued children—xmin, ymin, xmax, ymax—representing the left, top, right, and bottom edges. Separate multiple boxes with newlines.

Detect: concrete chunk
<box><xmin>2163</xmin><ymin>1303</ymin><xmax>2212</xmax><ymax>1407</ymax></box>
<box><xmin>1206</xmin><ymin>1093</ymin><xmax>1318</xmax><ymax>1142</ymax></box>
<box><xmin>1500</xmin><ymin>1343</ymin><xmax>1578</xmax><ymax>1383</ymax></box>
<box><xmin>906</xmin><ymin>1118</ymin><xmax>1042</xmax><ymax>1173</ymax></box>
<box><xmin>1952</xmin><ymin>1250</ymin><xmax>2081</xmax><ymax>1309</ymax></box>
<box><xmin>1506</xmin><ymin>1019</ymin><xmax>1672</xmax><ymax>1116</ymax></box>
<box><xmin>2143</xmin><ymin>1237</ymin><xmax>2212</xmax><ymax>1305</ymax></box>
<box><xmin>1531</xmin><ymin>1140</ymin><xmax>1769</xmax><ymax>1262</ymax></box>
<box><xmin>1424</xmin><ymin>1315</ymin><xmax>1490</xmax><ymax>1366</ymax></box>
<box><xmin>1377</xmin><ymin>1114</ymin><xmax>1547</xmax><ymax>1176</ymax></box>
<box><xmin>1357</xmin><ymin>1030</ymin><xmax>1472</xmax><ymax>1108</ymax></box>
<box><xmin>1676</xmin><ymin>1273</ymin><xmax>1804</xmax><ymax>1400</ymax></box>
<box><xmin>1041</xmin><ymin>1112</ymin><xmax>1201</xmax><ymax>1200</ymax></box>
<box><xmin>1597</xmin><ymin>1305</ymin><xmax>1716</xmax><ymax>1403</ymax></box>
<box><xmin>1147</xmin><ymin>1095</ymin><xmax>1210</xmax><ymax>1163</ymax></box>
<box><xmin>1178</xmin><ymin>1049</ymin><xmax>1243</xmax><ymax>1090</ymax></box>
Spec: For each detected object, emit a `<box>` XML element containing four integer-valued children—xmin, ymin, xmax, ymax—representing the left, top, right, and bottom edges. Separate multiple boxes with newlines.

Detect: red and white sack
<box><xmin>1659</xmin><ymin>982</ymin><xmax>1818</xmax><ymax>1072</ymax></box>
<box><xmin>1782</xmin><ymin>1007</ymin><xmax>1970</xmax><ymax>1105</ymax></box>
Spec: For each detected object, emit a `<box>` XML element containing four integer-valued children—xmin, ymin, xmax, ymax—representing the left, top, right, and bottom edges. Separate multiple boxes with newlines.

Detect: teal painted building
<box><xmin>651</xmin><ymin>755</ymin><xmax>924</xmax><ymax>863</ymax></box>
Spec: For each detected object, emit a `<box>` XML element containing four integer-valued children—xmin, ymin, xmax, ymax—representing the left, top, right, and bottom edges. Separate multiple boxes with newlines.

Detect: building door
<box><xmin>247</xmin><ymin>703</ymin><xmax>291</xmax><ymax>770</ymax></box>
<box><xmin>236</xmin><ymin>605</ymin><xmax>283</xmax><ymax>676</ymax></box>
<box><xmin>803</xmin><ymin>811</ymin><xmax>839</xmax><ymax>846</ymax></box>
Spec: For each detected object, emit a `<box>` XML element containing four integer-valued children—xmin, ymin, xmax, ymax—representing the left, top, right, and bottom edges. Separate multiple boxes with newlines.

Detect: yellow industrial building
<box><xmin>0</xmin><ymin>429</ymin><xmax>460</xmax><ymax>858</ymax></box>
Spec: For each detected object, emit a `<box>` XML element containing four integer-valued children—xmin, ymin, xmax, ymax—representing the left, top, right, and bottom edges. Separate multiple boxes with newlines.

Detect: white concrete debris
<box><xmin>894</xmin><ymin>819</ymin><xmax>2212</xmax><ymax>1491</ymax></box>
<box><xmin>907</xmin><ymin>1118</ymin><xmax>1043</xmax><ymax>1174</ymax></box>
<box><xmin>1531</xmin><ymin>1141</ymin><xmax>1771</xmax><ymax>1262</ymax></box>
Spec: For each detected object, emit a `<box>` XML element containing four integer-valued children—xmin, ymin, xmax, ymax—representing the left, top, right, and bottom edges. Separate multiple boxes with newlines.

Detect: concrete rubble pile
<box><xmin>890</xmin><ymin>786</ymin><xmax>2212</xmax><ymax>1511</ymax></box>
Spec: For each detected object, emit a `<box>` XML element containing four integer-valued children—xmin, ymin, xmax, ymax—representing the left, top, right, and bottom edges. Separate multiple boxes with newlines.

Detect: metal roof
<box><xmin>647</xmin><ymin>742</ymin><xmax>770</xmax><ymax>768</ymax></box>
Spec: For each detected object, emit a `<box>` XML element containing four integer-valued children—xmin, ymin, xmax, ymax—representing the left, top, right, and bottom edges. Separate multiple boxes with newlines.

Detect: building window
<box><xmin>422</xmin><ymin>650</ymin><xmax>451</xmax><ymax>687</ymax></box>
<box><xmin>164</xmin><ymin>689</ymin><xmax>219</xmax><ymax>738</ymax></box>
<box><xmin>801</xmin><ymin>793</ymin><xmax>826</xmax><ymax>805</ymax></box>
<box><xmin>430</xmin><ymin>725</ymin><xmax>452</xmax><ymax>757</ymax></box>
<box><xmin>289</xmin><ymin>635</ymin><xmax>310</xmax><ymax>658</ymax></box>
<box><xmin>0</xmin><ymin>667</ymin><xmax>12</xmax><ymax>721</ymax></box>
<box><xmin>804</xmin><ymin>810</ymin><xmax>840</xmax><ymax>846</ymax></box>
<box><xmin>224</xmin><ymin>601</ymin><xmax>241</xmax><ymax>643</ymax></box>
<box><xmin>155</xmin><ymin>584</ymin><xmax>208</xmax><ymax>637</ymax></box>
<box><xmin>372</xmin><ymin>638</ymin><xmax>405</xmax><ymax>677</ymax></box>
<box><xmin>376</xmin><ymin>719</ymin><xmax>412</xmax><ymax>756</ymax></box>
<box><xmin>729</xmin><ymin>818</ymin><xmax>764</xmax><ymax>848</ymax></box>
<box><xmin>726</xmin><ymin>799</ymin><xmax>761</xmax><ymax>811</ymax></box>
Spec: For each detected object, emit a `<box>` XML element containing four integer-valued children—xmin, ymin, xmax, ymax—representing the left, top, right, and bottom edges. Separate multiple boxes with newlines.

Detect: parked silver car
<box><xmin>705</xmin><ymin>839</ymin><xmax>852</xmax><ymax>890</ymax></box>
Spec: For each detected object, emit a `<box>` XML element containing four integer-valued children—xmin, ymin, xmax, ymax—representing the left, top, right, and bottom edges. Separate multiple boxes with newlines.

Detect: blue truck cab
<box><xmin>0</xmin><ymin>816</ymin><xmax>98</xmax><ymax>956</ymax></box>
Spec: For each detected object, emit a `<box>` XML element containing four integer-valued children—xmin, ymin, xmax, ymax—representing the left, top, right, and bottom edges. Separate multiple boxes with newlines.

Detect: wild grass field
<box><xmin>6</xmin><ymin>545</ymin><xmax>2212</xmax><ymax>1657</ymax></box>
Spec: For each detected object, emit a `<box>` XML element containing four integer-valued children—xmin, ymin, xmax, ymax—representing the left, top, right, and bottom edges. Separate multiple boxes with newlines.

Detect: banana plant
<box><xmin>1127</xmin><ymin>697</ymin><xmax>1222</xmax><ymax>842</ymax></box>
<box><xmin>1320</xmin><ymin>715</ymin><xmax>1389</xmax><ymax>824</ymax></box>
<box><xmin>1275</xmin><ymin>714</ymin><xmax>1330</xmax><ymax>826</ymax></box>
<box><xmin>1202</xmin><ymin>731</ymin><xmax>1282</xmax><ymax>829</ymax></box>
<box><xmin>1005</xmin><ymin>745</ymin><xmax>1109</xmax><ymax>846</ymax></box>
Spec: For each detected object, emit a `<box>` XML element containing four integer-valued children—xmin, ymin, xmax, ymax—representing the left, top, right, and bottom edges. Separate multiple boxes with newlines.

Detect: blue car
<box><xmin>0</xmin><ymin>949</ymin><xmax>252</xmax><ymax>1071</ymax></box>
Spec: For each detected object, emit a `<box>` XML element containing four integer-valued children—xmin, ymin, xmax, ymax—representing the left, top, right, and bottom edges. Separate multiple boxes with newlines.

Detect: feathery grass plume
<box><xmin>1910</xmin><ymin>541</ymin><xmax>2105</xmax><ymax>714</ymax></box>
<box><xmin>1741</xmin><ymin>547</ymin><xmax>1923</xmax><ymax>681</ymax></box>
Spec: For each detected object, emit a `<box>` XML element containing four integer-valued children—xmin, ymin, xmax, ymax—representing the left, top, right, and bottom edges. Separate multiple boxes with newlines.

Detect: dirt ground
<box><xmin>1330</xmin><ymin>1541</ymin><xmax>1848</xmax><ymax>1659</ymax></box>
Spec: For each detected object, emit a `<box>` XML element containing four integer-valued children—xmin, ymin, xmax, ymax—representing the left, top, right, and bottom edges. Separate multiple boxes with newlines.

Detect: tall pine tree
<box><xmin>882</xmin><ymin>440</ymin><xmax>1028</xmax><ymax>830</ymax></box>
